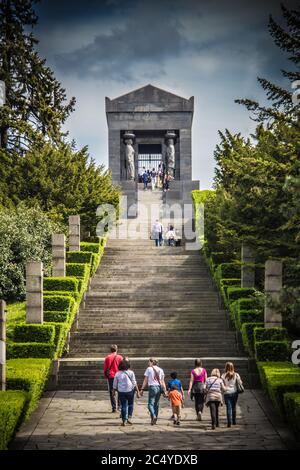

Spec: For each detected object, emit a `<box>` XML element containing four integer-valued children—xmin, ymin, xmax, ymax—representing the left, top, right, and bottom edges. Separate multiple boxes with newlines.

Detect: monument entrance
<box><xmin>138</xmin><ymin>144</ymin><xmax>162</xmax><ymax>174</ymax></box>
<box><xmin>106</xmin><ymin>84</ymin><xmax>199</xmax><ymax>216</ymax></box>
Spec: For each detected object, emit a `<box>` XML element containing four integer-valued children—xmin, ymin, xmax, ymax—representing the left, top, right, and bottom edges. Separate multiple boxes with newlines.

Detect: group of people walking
<box><xmin>104</xmin><ymin>346</ymin><xmax>244</xmax><ymax>430</ymax></box>
<box><xmin>139</xmin><ymin>165</ymin><xmax>173</xmax><ymax>192</ymax></box>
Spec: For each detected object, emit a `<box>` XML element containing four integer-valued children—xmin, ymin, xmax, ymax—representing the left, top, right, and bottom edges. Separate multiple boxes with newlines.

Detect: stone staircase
<box><xmin>52</xmin><ymin>188</ymin><xmax>259</xmax><ymax>391</ymax></box>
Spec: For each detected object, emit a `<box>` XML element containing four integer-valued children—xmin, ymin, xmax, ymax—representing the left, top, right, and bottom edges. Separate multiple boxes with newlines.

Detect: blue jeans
<box><xmin>118</xmin><ymin>390</ymin><xmax>135</xmax><ymax>422</ymax></box>
<box><xmin>224</xmin><ymin>393</ymin><xmax>238</xmax><ymax>425</ymax></box>
<box><xmin>148</xmin><ymin>385</ymin><xmax>161</xmax><ymax>418</ymax></box>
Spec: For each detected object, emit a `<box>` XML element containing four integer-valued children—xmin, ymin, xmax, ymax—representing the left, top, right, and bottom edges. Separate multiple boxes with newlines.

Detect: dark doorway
<box><xmin>138</xmin><ymin>144</ymin><xmax>162</xmax><ymax>174</ymax></box>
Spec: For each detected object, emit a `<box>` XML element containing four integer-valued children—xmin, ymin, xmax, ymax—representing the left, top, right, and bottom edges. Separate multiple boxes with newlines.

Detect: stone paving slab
<box><xmin>11</xmin><ymin>390</ymin><xmax>298</xmax><ymax>450</ymax></box>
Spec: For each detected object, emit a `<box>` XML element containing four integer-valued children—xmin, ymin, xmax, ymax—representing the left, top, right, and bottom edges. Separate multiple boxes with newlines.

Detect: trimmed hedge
<box><xmin>284</xmin><ymin>393</ymin><xmax>300</xmax><ymax>437</ymax></box>
<box><xmin>13</xmin><ymin>324</ymin><xmax>55</xmax><ymax>344</ymax></box>
<box><xmin>241</xmin><ymin>322</ymin><xmax>264</xmax><ymax>354</ymax></box>
<box><xmin>220</xmin><ymin>279</ymin><xmax>240</xmax><ymax>300</ymax></box>
<box><xmin>44</xmin><ymin>310</ymin><xmax>69</xmax><ymax>323</ymax></box>
<box><xmin>254</xmin><ymin>327</ymin><xmax>288</xmax><ymax>343</ymax></box>
<box><xmin>44</xmin><ymin>295</ymin><xmax>75</xmax><ymax>312</ymax></box>
<box><xmin>66</xmin><ymin>251</ymin><xmax>93</xmax><ymax>266</ymax></box>
<box><xmin>0</xmin><ymin>390</ymin><xmax>28</xmax><ymax>450</ymax></box>
<box><xmin>44</xmin><ymin>290</ymin><xmax>79</xmax><ymax>302</ymax></box>
<box><xmin>66</xmin><ymin>263</ymin><xmax>90</xmax><ymax>282</ymax></box>
<box><xmin>43</xmin><ymin>277</ymin><xmax>79</xmax><ymax>294</ymax></box>
<box><xmin>237</xmin><ymin>309</ymin><xmax>264</xmax><ymax>329</ymax></box>
<box><xmin>7</xmin><ymin>342</ymin><xmax>56</xmax><ymax>359</ymax></box>
<box><xmin>257</xmin><ymin>362</ymin><xmax>300</xmax><ymax>415</ymax></box>
<box><xmin>255</xmin><ymin>340</ymin><xmax>290</xmax><ymax>362</ymax></box>
<box><xmin>7</xmin><ymin>359</ymin><xmax>51</xmax><ymax>419</ymax></box>
<box><xmin>227</xmin><ymin>287</ymin><xmax>256</xmax><ymax>305</ymax></box>
<box><xmin>80</xmin><ymin>241</ymin><xmax>102</xmax><ymax>254</ymax></box>
<box><xmin>214</xmin><ymin>263</ymin><xmax>241</xmax><ymax>285</ymax></box>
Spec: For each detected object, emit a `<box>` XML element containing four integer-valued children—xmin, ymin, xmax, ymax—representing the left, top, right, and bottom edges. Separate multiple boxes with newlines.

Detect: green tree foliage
<box><xmin>235</xmin><ymin>4</ymin><xmax>300</xmax><ymax>123</ymax></box>
<box><xmin>0</xmin><ymin>203</ymin><xmax>65</xmax><ymax>300</ymax></box>
<box><xmin>199</xmin><ymin>5</ymin><xmax>300</xmax><ymax>330</ymax></box>
<box><xmin>0</xmin><ymin>0</ymin><xmax>75</xmax><ymax>150</ymax></box>
<box><xmin>13</xmin><ymin>141</ymin><xmax>120</xmax><ymax>232</ymax></box>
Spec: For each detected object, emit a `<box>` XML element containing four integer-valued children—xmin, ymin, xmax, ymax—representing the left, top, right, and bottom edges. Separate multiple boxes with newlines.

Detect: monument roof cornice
<box><xmin>105</xmin><ymin>84</ymin><xmax>194</xmax><ymax>113</ymax></box>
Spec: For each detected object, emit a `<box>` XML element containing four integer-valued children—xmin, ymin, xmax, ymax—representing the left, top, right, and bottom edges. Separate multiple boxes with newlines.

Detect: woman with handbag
<box><xmin>205</xmin><ymin>368</ymin><xmax>228</xmax><ymax>430</ymax></box>
<box><xmin>221</xmin><ymin>362</ymin><xmax>244</xmax><ymax>427</ymax></box>
<box><xmin>140</xmin><ymin>358</ymin><xmax>167</xmax><ymax>425</ymax></box>
<box><xmin>187</xmin><ymin>359</ymin><xmax>207</xmax><ymax>421</ymax></box>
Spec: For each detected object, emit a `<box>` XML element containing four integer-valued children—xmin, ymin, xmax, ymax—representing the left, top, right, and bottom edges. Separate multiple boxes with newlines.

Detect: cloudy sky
<box><xmin>34</xmin><ymin>0</ymin><xmax>298</xmax><ymax>188</ymax></box>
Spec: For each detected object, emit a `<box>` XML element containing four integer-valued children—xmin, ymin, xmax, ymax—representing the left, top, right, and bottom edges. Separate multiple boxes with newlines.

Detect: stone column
<box><xmin>26</xmin><ymin>261</ymin><xmax>43</xmax><ymax>324</ymax></box>
<box><xmin>0</xmin><ymin>300</ymin><xmax>6</xmax><ymax>391</ymax></box>
<box><xmin>52</xmin><ymin>234</ymin><xmax>66</xmax><ymax>277</ymax></box>
<box><xmin>69</xmin><ymin>215</ymin><xmax>80</xmax><ymax>252</ymax></box>
<box><xmin>264</xmin><ymin>260</ymin><xmax>282</xmax><ymax>328</ymax></box>
<box><xmin>241</xmin><ymin>244</ymin><xmax>255</xmax><ymax>288</ymax></box>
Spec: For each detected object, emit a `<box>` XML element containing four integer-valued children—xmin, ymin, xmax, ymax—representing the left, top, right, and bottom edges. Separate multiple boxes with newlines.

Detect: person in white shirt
<box><xmin>140</xmin><ymin>358</ymin><xmax>167</xmax><ymax>425</ymax></box>
<box><xmin>152</xmin><ymin>220</ymin><xmax>163</xmax><ymax>247</ymax></box>
<box><xmin>113</xmin><ymin>359</ymin><xmax>140</xmax><ymax>426</ymax></box>
<box><xmin>165</xmin><ymin>225</ymin><xmax>176</xmax><ymax>246</ymax></box>
<box><xmin>221</xmin><ymin>362</ymin><xmax>243</xmax><ymax>427</ymax></box>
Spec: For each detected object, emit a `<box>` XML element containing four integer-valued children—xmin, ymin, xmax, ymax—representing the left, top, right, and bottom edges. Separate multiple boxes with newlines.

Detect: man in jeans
<box><xmin>103</xmin><ymin>344</ymin><xmax>123</xmax><ymax>412</ymax></box>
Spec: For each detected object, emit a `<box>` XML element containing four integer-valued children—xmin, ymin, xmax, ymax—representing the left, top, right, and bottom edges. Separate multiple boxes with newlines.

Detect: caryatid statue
<box><xmin>123</xmin><ymin>131</ymin><xmax>135</xmax><ymax>180</ymax></box>
<box><xmin>165</xmin><ymin>131</ymin><xmax>176</xmax><ymax>177</ymax></box>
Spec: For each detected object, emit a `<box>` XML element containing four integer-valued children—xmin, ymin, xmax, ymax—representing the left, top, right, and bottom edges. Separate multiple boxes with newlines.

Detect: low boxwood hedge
<box><xmin>66</xmin><ymin>263</ymin><xmax>90</xmax><ymax>284</ymax></box>
<box><xmin>44</xmin><ymin>310</ymin><xmax>69</xmax><ymax>323</ymax></box>
<box><xmin>0</xmin><ymin>390</ymin><xmax>28</xmax><ymax>450</ymax></box>
<box><xmin>7</xmin><ymin>342</ymin><xmax>56</xmax><ymax>359</ymax></box>
<box><xmin>254</xmin><ymin>327</ymin><xmax>288</xmax><ymax>343</ymax></box>
<box><xmin>13</xmin><ymin>324</ymin><xmax>56</xmax><ymax>344</ymax></box>
<box><xmin>237</xmin><ymin>309</ymin><xmax>264</xmax><ymax>329</ymax></box>
<box><xmin>214</xmin><ymin>263</ymin><xmax>241</xmax><ymax>286</ymax></box>
<box><xmin>66</xmin><ymin>251</ymin><xmax>93</xmax><ymax>267</ymax></box>
<box><xmin>44</xmin><ymin>295</ymin><xmax>75</xmax><ymax>313</ymax></box>
<box><xmin>257</xmin><ymin>362</ymin><xmax>300</xmax><ymax>415</ymax></box>
<box><xmin>255</xmin><ymin>340</ymin><xmax>290</xmax><ymax>362</ymax></box>
<box><xmin>43</xmin><ymin>277</ymin><xmax>79</xmax><ymax>294</ymax></box>
<box><xmin>6</xmin><ymin>359</ymin><xmax>51</xmax><ymax>419</ymax></box>
<box><xmin>220</xmin><ymin>279</ymin><xmax>240</xmax><ymax>300</ymax></box>
<box><xmin>227</xmin><ymin>287</ymin><xmax>257</xmax><ymax>305</ymax></box>
<box><xmin>284</xmin><ymin>392</ymin><xmax>300</xmax><ymax>437</ymax></box>
<box><xmin>241</xmin><ymin>322</ymin><xmax>264</xmax><ymax>354</ymax></box>
<box><xmin>80</xmin><ymin>241</ymin><xmax>102</xmax><ymax>254</ymax></box>
<box><xmin>44</xmin><ymin>290</ymin><xmax>80</xmax><ymax>302</ymax></box>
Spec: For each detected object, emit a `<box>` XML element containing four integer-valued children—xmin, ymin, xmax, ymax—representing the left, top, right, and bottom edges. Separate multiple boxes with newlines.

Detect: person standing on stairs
<box><xmin>104</xmin><ymin>344</ymin><xmax>123</xmax><ymax>413</ymax></box>
<box><xmin>221</xmin><ymin>362</ymin><xmax>243</xmax><ymax>427</ymax></box>
<box><xmin>187</xmin><ymin>359</ymin><xmax>207</xmax><ymax>421</ymax></box>
<box><xmin>152</xmin><ymin>220</ymin><xmax>164</xmax><ymax>247</ymax></box>
<box><xmin>140</xmin><ymin>358</ymin><xmax>167</xmax><ymax>425</ymax></box>
<box><xmin>113</xmin><ymin>359</ymin><xmax>140</xmax><ymax>426</ymax></box>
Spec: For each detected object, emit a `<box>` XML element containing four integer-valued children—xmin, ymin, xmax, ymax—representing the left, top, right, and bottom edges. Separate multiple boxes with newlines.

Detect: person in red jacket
<box><xmin>104</xmin><ymin>344</ymin><xmax>123</xmax><ymax>412</ymax></box>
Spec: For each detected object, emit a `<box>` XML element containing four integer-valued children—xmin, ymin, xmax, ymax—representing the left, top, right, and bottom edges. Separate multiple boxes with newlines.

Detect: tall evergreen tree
<box><xmin>235</xmin><ymin>4</ymin><xmax>300</xmax><ymax>123</ymax></box>
<box><xmin>0</xmin><ymin>0</ymin><xmax>75</xmax><ymax>150</ymax></box>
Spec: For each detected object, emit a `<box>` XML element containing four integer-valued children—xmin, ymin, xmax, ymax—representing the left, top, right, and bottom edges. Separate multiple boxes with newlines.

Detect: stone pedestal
<box><xmin>52</xmin><ymin>234</ymin><xmax>66</xmax><ymax>277</ymax></box>
<box><xmin>26</xmin><ymin>262</ymin><xmax>43</xmax><ymax>324</ymax></box>
<box><xmin>264</xmin><ymin>260</ymin><xmax>282</xmax><ymax>328</ymax></box>
<box><xmin>0</xmin><ymin>300</ymin><xmax>6</xmax><ymax>391</ymax></box>
<box><xmin>69</xmin><ymin>215</ymin><xmax>80</xmax><ymax>251</ymax></box>
<box><xmin>241</xmin><ymin>244</ymin><xmax>255</xmax><ymax>288</ymax></box>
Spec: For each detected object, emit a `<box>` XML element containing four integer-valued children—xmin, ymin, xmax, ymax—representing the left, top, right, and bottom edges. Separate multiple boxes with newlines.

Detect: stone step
<box><xmin>51</xmin><ymin>357</ymin><xmax>259</xmax><ymax>391</ymax></box>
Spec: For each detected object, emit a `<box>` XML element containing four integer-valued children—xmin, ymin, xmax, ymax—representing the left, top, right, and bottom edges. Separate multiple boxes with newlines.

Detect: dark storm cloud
<box><xmin>35</xmin><ymin>0</ymin><xmax>298</xmax><ymax>82</ymax></box>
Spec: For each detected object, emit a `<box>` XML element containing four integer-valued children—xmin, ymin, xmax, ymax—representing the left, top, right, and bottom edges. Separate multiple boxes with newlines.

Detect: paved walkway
<box><xmin>12</xmin><ymin>390</ymin><xmax>296</xmax><ymax>450</ymax></box>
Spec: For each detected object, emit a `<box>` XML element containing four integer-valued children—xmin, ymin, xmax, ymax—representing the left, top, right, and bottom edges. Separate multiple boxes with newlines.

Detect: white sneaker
<box><xmin>197</xmin><ymin>412</ymin><xmax>202</xmax><ymax>421</ymax></box>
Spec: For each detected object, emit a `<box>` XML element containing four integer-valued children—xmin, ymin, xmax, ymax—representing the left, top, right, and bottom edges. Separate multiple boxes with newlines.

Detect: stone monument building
<box><xmin>106</xmin><ymin>84</ymin><xmax>199</xmax><ymax>216</ymax></box>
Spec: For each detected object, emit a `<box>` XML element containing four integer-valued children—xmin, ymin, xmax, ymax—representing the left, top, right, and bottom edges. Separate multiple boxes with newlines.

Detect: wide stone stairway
<box><xmin>55</xmin><ymin>188</ymin><xmax>257</xmax><ymax>390</ymax></box>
